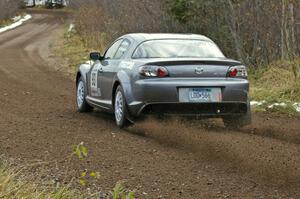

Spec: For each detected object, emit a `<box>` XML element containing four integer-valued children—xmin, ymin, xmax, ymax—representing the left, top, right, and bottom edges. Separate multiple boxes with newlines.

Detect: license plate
<box><xmin>190</xmin><ymin>88</ymin><xmax>212</xmax><ymax>102</ymax></box>
<box><xmin>179</xmin><ymin>88</ymin><xmax>222</xmax><ymax>102</ymax></box>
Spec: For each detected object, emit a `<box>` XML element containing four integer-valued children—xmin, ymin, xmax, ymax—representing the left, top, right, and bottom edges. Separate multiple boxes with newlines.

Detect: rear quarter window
<box><xmin>114</xmin><ymin>39</ymin><xmax>131</xmax><ymax>59</ymax></box>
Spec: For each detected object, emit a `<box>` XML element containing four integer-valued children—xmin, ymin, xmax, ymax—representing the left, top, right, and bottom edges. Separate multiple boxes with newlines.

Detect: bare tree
<box><xmin>289</xmin><ymin>2</ymin><xmax>296</xmax><ymax>58</ymax></box>
<box><xmin>69</xmin><ymin>0</ymin><xmax>183</xmax><ymax>50</ymax></box>
<box><xmin>281</xmin><ymin>0</ymin><xmax>287</xmax><ymax>60</ymax></box>
<box><xmin>0</xmin><ymin>0</ymin><xmax>22</xmax><ymax>21</ymax></box>
<box><xmin>225</xmin><ymin>0</ymin><xmax>245</xmax><ymax>62</ymax></box>
<box><xmin>68</xmin><ymin>0</ymin><xmax>300</xmax><ymax>65</ymax></box>
<box><xmin>169</xmin><ymin>0</ymin><xmax>300</xmax><ymax>65</ymax></box>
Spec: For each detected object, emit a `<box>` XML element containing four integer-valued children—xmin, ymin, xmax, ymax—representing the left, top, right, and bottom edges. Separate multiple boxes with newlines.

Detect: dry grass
<box><xmin>53</xmin><ymin>26</ymin><xmax>90</xmax><ymax>75</ymax></box>
<box><xmin>69</xmin><ymin>0</ymin><xmax>184</xmax><ymax>52</ymax></box>
<box><xmin>74</xmin><ymin>7</ymin><xmax>120</xmax><ymax>52</ymax></box>
<box><xmin>0</xmin><ymin>156</ymin><xmax>135</xmax><ymax>199</ymax></box>
<box><xmin>250</xmin><ymin>59</ymin><xmax>300</xmax><ymax>102</ymax></box>
<box><xmin>0</xmin><ymin>158</ymin><xmax>78</xmax><ymax>199</ymax></box>
<box><xmin>0</xmin><ymin>19</ymin><xmax>13</xmax><ymax>28</ymax></box>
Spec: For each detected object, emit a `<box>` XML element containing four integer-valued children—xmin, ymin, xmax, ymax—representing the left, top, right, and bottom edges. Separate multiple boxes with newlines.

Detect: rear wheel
<box><xmin>223</xmin><ymin>115</ymin><xmax>251</xmax><ymax>129</ymax></box>
<box><xmin>76</xmin><ymin>76</ymin><xmax>93</xmax><ymax>112</ymax></box>
<box><xmin>114</xmin><ymin>86</ymin><xmax>130</xmax><ymax>128</ymax></box>
<box><xmin>223</xmin><ymin>103</ymin><xmax>252</xmax><ymax>129</ymax></box>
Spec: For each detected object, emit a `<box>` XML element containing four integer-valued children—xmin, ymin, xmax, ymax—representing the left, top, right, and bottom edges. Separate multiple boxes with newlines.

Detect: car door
<box><xmin>99</xmin><ymin>39</ymin><xmax>132</xmax><ymax>107</ymax></box>
<box><xmin>88</xmin><ymin>60</ymin><xmax>102</xmax><ymax>98</ymax></box>
<box><xmin>89</xmin><ymin>39</ymin><xmax>122</xmax><ymax>109</ymax></box>
<box><xmin>87</xmin><ymin>40</ymin><xmax>123</xmax><ymax>107</ymax></box>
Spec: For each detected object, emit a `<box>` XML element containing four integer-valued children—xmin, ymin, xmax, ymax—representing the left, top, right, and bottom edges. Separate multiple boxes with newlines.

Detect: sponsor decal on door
<box><xmin>90</xmin><ymin>66</ymin><xmax>101</xmax><ymax>97</ymax></box>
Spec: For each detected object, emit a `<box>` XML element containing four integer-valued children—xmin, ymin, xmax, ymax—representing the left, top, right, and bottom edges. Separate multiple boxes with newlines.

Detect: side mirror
<box><xmin>90</xmin><ymin>52</ymin><xmax>102</xmax><ymax>61</ymax></box>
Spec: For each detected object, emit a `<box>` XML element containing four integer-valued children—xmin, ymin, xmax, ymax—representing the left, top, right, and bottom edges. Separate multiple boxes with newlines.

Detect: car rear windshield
<box><xmin>132</xmin><ymin>39</ymin><xmax>225</xmax><ymax>59</ymax></box>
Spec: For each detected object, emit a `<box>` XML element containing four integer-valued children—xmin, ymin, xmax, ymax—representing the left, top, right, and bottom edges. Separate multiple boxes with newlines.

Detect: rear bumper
<box><xmin>126</xmin><ymin>77</ymin><xmax>249</xmax><ymax>117</ymax></box>
<box><xmin>132</xmin><ymin>102</ymin><xmax>248</xmax><ymax>117</ymax></box>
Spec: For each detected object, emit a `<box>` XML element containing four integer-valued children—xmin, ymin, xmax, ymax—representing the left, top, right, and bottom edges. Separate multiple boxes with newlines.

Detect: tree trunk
<box><xmin>281</xmin><ymin>0</ymin><xmax>286</xmax><ymax>60</ymax></box>
<box><xmin>289</xmin><ymin>2</ymin><xmax>296</xmax><ymax>58</ymax></box>
<box><xmin>225</xmin><ymin>0</ymin><xmax>244</xmax><ymax>63</ymax></box>
<box><xmin>251</xmin><ymin>0</ymin><xmax>259</xmax><ymax>65</ymax></box>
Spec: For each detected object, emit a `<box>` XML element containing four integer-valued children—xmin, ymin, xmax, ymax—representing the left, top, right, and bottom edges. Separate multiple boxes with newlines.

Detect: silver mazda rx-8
<box><xmin>76</xmin><ymin>34</ymin><xmax>251</xmax><ymax>128</ymax></box>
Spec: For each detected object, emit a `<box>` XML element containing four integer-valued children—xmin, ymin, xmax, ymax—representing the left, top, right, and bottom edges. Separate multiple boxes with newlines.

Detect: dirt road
<box><xmin>0</xmin><ymin>11</ymin><xmax>299</xmax><ymax>199</ymax></box>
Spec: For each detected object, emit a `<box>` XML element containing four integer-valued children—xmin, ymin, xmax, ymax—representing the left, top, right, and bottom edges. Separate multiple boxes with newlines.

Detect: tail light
<box><xmin>228</xmin><ymin>65</ymin><xmax>247</xmax><ymax>78</ymax></box>
<box><xmin>139</xmin><ymin>65</ymin><xmax>169</xmax><ymax>77</ymax></box>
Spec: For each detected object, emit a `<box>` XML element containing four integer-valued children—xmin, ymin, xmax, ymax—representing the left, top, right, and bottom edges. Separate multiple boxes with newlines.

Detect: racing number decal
<box><xmin>91</xmin><ymin>71</ymin><xmax>97</xmax><ymax>88</ymax></box>
<box><xmin>90</xmin><ymin>66</ymin><xmax>101</xmax><ymax>96</ymax></box>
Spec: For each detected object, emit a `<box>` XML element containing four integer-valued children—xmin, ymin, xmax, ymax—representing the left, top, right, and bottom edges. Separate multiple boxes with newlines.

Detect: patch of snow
<box><xmin>251</xmin><ymin>100</ymin><xmax>300</xmax><ymax>112</ymax></box>
<box><xmin>0</xmin><ymin>14</ymin><xmax>32</xmax><ymax>34</ymax></box>
<box><xmin>250</xmin><ymin>101</ymin><xmax>266</xmax><ymax>106</ymax></box>
<box><xmin>293</xmin><ymin>103</ymin><xmax>300</xmax><ymax>112</ymax></box>
<box><xmin>268</xmin><ymin>102</ymin><xmax>287</xmax><ymax>109</ymax></box>
<box><xmin>25</xmin><ymin>0</ymin><xmax>68</xmax><ymax>6</ymax></box>
<box><xmin>12</xmin><ymin>16</ymin><xmax>21</xmax><ymax>22</ymax></box>
<box><xmin>68</xmin><ymin>23</ymin><xmax>75</xmax><ymax>33</ymax></box>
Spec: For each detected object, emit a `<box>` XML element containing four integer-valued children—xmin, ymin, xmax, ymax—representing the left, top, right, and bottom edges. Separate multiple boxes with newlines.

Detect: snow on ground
<box><xmin>0</xmin><ymin>15</ymin><xmax>32</xmax><ymax>34</ymax></box>
<box><xmin>68</xmin><ymin>23</ymin><xmax>75</xmax><ymax>33</ymax></box>
<box><xmin>250</xmin><ymin>101</ymin><xmax>266</xmax><ymax>106</ymax></box>
<box><xmin>268</xmin><ymin>102</ymin><xmax>287</xmax><ymax>109</ymax></box>
<box><xmin>293</xmin><ymin>103</ymin><xmax>300</xmax><ymax>112</ymax></box>
<box><xmin>251</xmin><ymin>101</ymin><xmax>300</xmax><ymax>112</ymax></box>
<box><xmin>24</xmin><ymin>0</ymin><xmax>68</xmax><ymax>6</ymax></box>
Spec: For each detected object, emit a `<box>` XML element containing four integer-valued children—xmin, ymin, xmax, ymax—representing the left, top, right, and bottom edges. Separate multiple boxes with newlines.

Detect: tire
<box><xmin>76</xmin><ymin>76</ymin><xmax>93</xmax><ymax>113</ymax></box>
<box><xmin>114</xmin><ymin>86</ymin><xmax>130</xmax><ymax>128</ymax></box>
<box><xmin>223</xmin><ymin>103</ymin><xmax>252</xmax><ymax>130</ymax></box>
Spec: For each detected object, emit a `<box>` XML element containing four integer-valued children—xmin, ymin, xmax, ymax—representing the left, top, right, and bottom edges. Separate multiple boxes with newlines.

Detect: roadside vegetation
<box><xmin>0</xmin><ymin>162</ymin><xmax>134</xmax><ymax>199</ymax></box>
<box><xmin>0</xmin><ymin>143</ymin><xmax>135</xmax><ymax>199</ymax></box>
<box><xmin>0</xmin><ymin>156</ymin><xmax>77</xmax><ymax>199</ymax></box>
<box><xmin>249</xmin><ymin>60</ymin><xmax>300</xmax><ymax>114</ymax></box>
<box><xmin>250</xmin><ymin>59</ymin><xmax>300</xmax><ymax>102</ymax></box>
<box><xmin>0</xmin><ymin>0</ymin><xmax>23</xmax><ymax>27</ymax></box>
